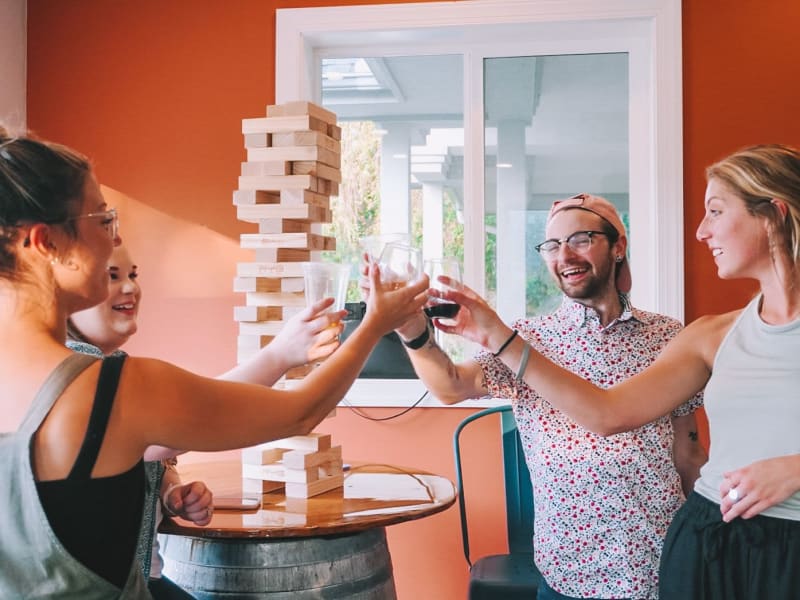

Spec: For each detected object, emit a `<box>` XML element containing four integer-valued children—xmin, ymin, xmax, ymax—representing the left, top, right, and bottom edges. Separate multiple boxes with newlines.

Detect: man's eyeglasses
<box><xmin>535</xmin><ymin>230</ymin><xmax>608</xmax><ymax>256</ymax></box>
<box><xmin>69</xmin><ymin>208</ymin><xmax>119</xmax><ymax>239</ymax></box>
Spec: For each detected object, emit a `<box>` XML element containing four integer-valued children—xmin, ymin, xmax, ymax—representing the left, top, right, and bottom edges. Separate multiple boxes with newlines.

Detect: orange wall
<box><xmin>24</xmin><ymin>0</ymin><xmax>800</xmax><ymax>598</ymax></box>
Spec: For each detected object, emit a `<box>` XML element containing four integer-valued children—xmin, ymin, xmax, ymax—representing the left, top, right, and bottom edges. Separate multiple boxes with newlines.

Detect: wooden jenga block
<box><xmin>254</xmin><ymin>248</ymin><xmax>314</xmax><ymax>263</ymax></box>
<box><xmin>238</xmin><ymin>174</ymin><xmax>315</xmax><ymax>192</ymax></box>
<box><xmin>241</xmin><ymin>446</ymin><xmax>289</xmax><ymax>465</ymax></box>
<box><xmin>241</xmin><ymin>161</ymin><xmax>292</xmax><ymax>177</ymax></box>
<box><xmin>257</xmin><ymin>219</ymin><xmax>312</xmax><ymax>235</ymax></box>
<box><xmin>278</xmin><ymin>189</ymin><xmax>332</xmax><ymax>207</ymax></box>
<box><xmin>285</xmin><ymin>473</ymin><xmax>344</xmax><ymax>498</ymax></box>
<box><xmin>234</xmin><ymin>305</ymin><xmax>293</xmax><ymax>322</ymax></box>
<box><xmin>246</xmin><ymin>145</ymin><xmax>340</xmax><ymax>169</ymax></box>
<box><xmin>233</xmin><ymin>276</ymin><xmax>304</xmax><ymax>293</ymax></box>
<box><xmin>262</xmin><ymin>433</ymin><xmax>332</xmax><ymax>452</ymax></box>
<box><xmin>291</xmin><ymin>161</ymin><xmax>342</xmax><ymax>183</ymax></box>
<box><xmin>240</xmin><ymin>232</ymin><xmax>335</xmax><ymax>251</ymax></box>
<box><xmin>237</xmin><ymin>335</ymin><xmax>272</xmax><ymax>351</ymax></box>
<box><xmin>327</xmin><ymin>123</ymin><xmax>342</xmax><ymax>141</ymax></box>
<box><xmin>232</xmin><ymin>190</ymin><xmax>281</xmax><ymax>205</ymax></box>
<box><xmin>271</xmin><ymin>130</ymin><xmax>341</xmax><ymax>153</ymax></box>
<box><xmin>245</xmin><ymin>292</ymin><xmax>306</xmax><ymax>308</ymax></box>
<box><xmin>242</xmin><ymin>115</ymin><xmax>329</xmax><ymax>135</ymax></box>
<box><xmin>266</xmin><ymin>101</ymin><xmax>338</xmax><ymax>124</ymax></box>
<box><xmin>236</xmin><ymin>204</ymin><xmax>331</xmax><ymax>224</ymax></box>
<box><xmin>243</xmin><ymin>132</ymin><xmax>270</xmax><ymax>148</ymax></box>
<box><xmin>282</xmin><ymin>446</ymin><xmax>342</xmax><ymax>470</ymax></box>
<box><xmin>236</xmin><ymin>262</ymin><xmax>307</xmax><ymax>278</ymax></box>
<box><xmin>242</xmin><ymin>478</ymin><xmax>285</xmax><ymax>494</ymax></box>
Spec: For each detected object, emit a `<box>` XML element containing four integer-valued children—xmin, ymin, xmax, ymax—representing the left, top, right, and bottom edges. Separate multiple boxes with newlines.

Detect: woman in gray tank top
<box><xmin>434</xmin><ymin>144</ymin><xmax>800</xmax><ymax>599</ymax></box>
<box><xmin>0</xmin><ymin>127</ymin><xmax>430</xmax><ymax>598</ymax></box>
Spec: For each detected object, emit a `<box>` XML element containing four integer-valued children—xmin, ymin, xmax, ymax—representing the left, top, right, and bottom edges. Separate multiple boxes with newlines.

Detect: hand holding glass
<box><xmin>378</xmin><ymin>243</ymin><xmax>422</xmax><ymax>288</ymax></box>
<box><xmin>423</xmin><ymin>258</ymin><xmax>462</xmax><ymax>319</ymax></box>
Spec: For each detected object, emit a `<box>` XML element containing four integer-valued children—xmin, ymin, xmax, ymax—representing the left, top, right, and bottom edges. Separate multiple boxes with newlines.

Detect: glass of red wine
<box><xmin>423</xmin><ymin>258</ymin><xmax>462</xmax><ymax>321</ymax></box>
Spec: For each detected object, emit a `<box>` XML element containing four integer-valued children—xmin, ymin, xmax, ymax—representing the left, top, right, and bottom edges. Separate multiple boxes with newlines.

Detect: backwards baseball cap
<box><xmin>546</xmin><ymin>193</ymin><xmax>632</xmax><ymax>293</ymax></box>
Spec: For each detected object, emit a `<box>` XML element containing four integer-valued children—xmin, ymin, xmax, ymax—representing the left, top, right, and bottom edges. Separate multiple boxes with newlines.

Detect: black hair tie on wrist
<box><xmin>402</xmin><ymin>319</ymin><xmax>432</xmax><ymax>350</ymax></box>
<box><xmin>493</xmin><ymin>329</ymin><xmax>518</xmax><ymax>357</ymax></box>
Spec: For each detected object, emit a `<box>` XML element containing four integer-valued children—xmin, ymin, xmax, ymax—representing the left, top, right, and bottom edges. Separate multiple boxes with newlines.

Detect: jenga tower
<box><xmin>234</xmin><ymin>101</ymin><xmax>345</xmax><ymax>498</ymax></box>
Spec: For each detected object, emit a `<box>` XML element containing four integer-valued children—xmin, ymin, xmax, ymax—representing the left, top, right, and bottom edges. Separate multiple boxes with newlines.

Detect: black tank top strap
<box><xmin>68</xmin><ymin>353</ymin><xmax>127</xmax><ymax>480</ymax></box>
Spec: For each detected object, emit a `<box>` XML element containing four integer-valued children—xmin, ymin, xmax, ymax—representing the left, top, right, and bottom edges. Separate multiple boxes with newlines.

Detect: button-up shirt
<box><xmin>475</xmin><ymin>296</ymin><xmax>702</xmax><ymax>599</ymax></box>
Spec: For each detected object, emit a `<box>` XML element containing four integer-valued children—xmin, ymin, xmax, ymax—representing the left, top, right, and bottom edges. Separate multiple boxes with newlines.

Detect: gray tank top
<box><xmin>0</xmin><ymin>353</ymin><xmax>151</xmax><ymax>598</ymax></box>
<box><xmin>694</xmin><ymin>295</ymin><xmax>800</xmax><ymax>520</ymax></box>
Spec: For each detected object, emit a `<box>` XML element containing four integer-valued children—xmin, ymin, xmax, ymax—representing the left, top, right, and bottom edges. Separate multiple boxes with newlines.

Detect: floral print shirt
<box><xmin>474</xmin><ymin>296</ymin><xmax>703</xmax><ymax>599</ymax></box>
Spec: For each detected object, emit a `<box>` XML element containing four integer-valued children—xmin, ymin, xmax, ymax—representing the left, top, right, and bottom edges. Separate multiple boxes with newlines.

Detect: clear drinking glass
<box><xmin>301</xmin><ymin>262</ymin><xmax>351</xmax><ymax>313</ymax></box>
<box><xmin>377</xmin><ymin>242</ymin><xmax>422</xmax><ymax>288</ymax></box>
<box><xmin>423</xmin><ymin>258</ymin><xmax>462</xmax><ymax>320</ymax></box>
<box><xmin>360</xmin><ymin>232</ymin><xmax>411</xmax><ymax>263</ymax></box>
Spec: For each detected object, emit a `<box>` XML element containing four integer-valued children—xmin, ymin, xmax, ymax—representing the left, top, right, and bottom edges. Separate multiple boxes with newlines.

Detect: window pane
<box><xmin>484</xmin><ymin>53</ymin><xmax>629</xmax><ymax>320</ymax></box>
<box><xmin>319</xmin><ymin>54</ymin><xmax>466</xmax><ymax>357</ymax></box>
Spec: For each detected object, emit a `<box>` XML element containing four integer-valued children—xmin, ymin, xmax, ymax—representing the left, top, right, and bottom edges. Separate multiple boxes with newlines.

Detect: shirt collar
<box><xmin>557</xmin><ymin>294</ymin><xmax>646</xmax><ymax>329</ymax></box>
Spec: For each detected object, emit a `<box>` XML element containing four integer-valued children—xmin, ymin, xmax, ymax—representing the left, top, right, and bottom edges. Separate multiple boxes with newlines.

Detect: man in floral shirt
<box><xmin>390</xmin><ymin>194</ymin><xmax>706</xmax><ymax>599</ymax></box>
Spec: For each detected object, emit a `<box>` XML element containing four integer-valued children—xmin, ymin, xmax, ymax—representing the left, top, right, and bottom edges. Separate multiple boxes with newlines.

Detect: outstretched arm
<box><xmin>115</xmin><ymin>264</ymin><xmax>430</xmax><ymax>461</ymax></box>
<box><xmin>218</xmin><ymin>297</ymin><xmax>347</xmax><ymax>386</ymax></box>
<box><xmin>358</xmin><ymin>255</ymin><xmax>484</xmax><ymax>404</ymax></box>
<box><xmin>437</xmin><ymin>280</ymin><xmax>715</xmax><ymax>435</ymax></box>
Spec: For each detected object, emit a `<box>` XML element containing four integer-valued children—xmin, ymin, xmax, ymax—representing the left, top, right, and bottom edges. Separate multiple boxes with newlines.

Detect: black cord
<box><xmin>343</xmin><ymin>389</ymin><xmax>429</xmax><ymax>421</ymax></box>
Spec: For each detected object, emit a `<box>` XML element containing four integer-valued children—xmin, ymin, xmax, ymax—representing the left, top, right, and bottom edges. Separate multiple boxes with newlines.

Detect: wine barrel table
<box><xmin>158</xmin><ymin>460</ymin><xmax>456</xmax><ymax>599</ymax></box>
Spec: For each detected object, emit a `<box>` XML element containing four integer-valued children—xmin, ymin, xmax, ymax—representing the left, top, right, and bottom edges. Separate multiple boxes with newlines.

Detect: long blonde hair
<box><xmin>707</xmin><ymin>145</ymin><xmax>800</xmax><ymax>276</ymax></box>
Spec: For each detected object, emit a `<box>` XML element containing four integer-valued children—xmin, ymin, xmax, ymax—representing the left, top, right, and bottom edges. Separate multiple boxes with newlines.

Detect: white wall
<box><xmin>0</xmin><ymin>0</ymin><xmax>27</xmax><ymax>130</ymax></box>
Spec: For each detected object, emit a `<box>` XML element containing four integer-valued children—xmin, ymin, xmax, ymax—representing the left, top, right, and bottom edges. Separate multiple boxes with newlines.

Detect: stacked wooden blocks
<box><xmin>234</xmin><ymin>100</ymin><xmax>345</xmax><ymax>498</ymax></box>
<box><xmin>234</xmin><ymin>100</ymin><xmax>341</xmax><ymax>373</ymax></box>
<box><xmin>241</xmin><ymin>433</ymin><xmax>345</xmax><ymax>499</ymax></box>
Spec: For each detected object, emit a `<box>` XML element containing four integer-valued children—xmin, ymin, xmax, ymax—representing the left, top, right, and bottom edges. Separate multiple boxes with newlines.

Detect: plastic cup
<box><xmin>301</xmin><ymin>262</ymin><xmax>351</xmax><ymax>312</ymax></box>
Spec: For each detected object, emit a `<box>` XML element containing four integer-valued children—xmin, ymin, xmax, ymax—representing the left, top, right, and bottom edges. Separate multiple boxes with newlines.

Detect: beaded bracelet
<box><xmin>493</xmin><ymin>329</ymin><xmax>518</xmax><ymax>357</ymax></box>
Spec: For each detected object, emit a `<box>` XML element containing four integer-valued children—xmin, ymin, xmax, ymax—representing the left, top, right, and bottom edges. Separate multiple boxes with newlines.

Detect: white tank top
<box><xmin>694</xmin><ymin>295</ymin><xmax>800</xmax><ymax>520</ymax></box>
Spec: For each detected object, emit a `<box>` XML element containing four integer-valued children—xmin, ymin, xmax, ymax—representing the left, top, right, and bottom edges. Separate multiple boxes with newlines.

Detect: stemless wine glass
<box><xmin>423</xmin><ymin>257</ymin><xmax>462</xmax><ymax>321</ymax></box>
<box><xmin>360</xmin><ymin>232</ymin><xmax>411</xmax><ymax>263</ymax></box>
<box><xmin>301</xmin><ymin>262</ymin><xmax>351</xmax><ymax>313</ymax></box>
<box><xmin>378</xmin><ymin>242</ymin><xmax>422</xmax><ymax>288</ymax></box>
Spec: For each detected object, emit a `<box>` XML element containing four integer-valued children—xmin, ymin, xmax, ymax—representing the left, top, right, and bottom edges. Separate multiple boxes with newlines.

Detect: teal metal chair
<box><xmin>453</xmin><ymin>405</ymin><xmax>541</xmax><ymax>599</ymax></box>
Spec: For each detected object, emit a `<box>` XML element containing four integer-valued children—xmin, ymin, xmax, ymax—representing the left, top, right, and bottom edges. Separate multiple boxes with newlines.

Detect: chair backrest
<box><xmin>453</xmin><ymin>405</ymin><xmax>535</xmax><ymax>565</ymax></box>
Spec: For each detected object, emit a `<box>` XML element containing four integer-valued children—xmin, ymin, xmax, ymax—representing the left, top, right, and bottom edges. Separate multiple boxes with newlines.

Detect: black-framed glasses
<box><xmin>69</xmin><ymin>208</ymin><xmax>119</xmax><ymax>239</ymax></box>
<box><xmin>535</xmin><ymin>230</ymin><xmax>608</xmax><ymax>256</ymax></box>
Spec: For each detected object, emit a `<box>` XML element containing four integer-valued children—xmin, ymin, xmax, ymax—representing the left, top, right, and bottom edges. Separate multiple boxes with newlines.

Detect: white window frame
<box><xmin>276</xmin><ymin>0</ymin><xmax>683</xmax><ymax>408</ymax></box>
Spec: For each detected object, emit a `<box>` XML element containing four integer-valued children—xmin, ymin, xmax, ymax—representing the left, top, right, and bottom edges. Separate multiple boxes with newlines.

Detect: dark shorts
<box><xmin>659</xmin><ymin>492</ymin><xmax>800</xmax><ymax>600</ymax></box>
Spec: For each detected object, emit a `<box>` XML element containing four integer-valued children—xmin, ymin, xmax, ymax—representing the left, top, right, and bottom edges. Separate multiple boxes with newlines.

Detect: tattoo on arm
<box><xmin>688</xmin><ymin>430</ymin><xmax>698</xmax><ymax>442</ymax></box>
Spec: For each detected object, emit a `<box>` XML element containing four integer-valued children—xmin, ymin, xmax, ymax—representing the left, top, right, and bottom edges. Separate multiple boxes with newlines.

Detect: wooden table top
<box><xmin>159</xmin><ymin>460</ymin><xmax>457</xmax><ymax>539</ymax></box>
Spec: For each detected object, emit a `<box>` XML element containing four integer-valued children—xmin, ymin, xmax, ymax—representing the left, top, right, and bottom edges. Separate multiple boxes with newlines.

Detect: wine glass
<box><xmin>378</xmin><ymin>242</ymin><xmax>422</xmax><ymax>288</ymax></box>
<box><xmin>423</xmin><ymin>258</ymin><xmax>462</xmax><ymax>321</ymax></box>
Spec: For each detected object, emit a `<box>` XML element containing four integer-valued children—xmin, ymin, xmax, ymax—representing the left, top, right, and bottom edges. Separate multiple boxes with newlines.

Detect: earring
<box><xmin>615</xmin><ymin>256</ymin><xmax>623</xmax><ymax>263</ymax></box>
